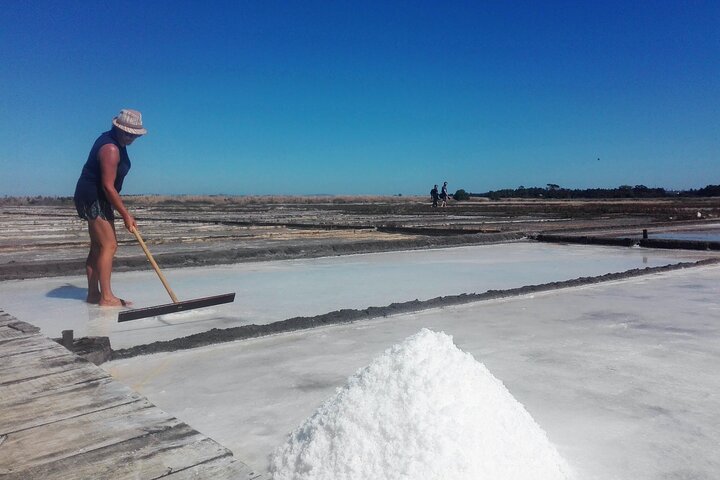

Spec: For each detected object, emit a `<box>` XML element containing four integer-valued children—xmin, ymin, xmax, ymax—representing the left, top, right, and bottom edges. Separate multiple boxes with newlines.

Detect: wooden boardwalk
<box><xmin>0</xmin><ymin>310</ymin><xmax>262</xmax><ymax>479</ymax></box>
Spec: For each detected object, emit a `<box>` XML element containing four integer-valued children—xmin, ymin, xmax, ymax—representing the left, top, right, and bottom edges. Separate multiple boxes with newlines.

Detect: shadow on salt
<box><xmin>271</xmin><ymin>329</ymin><xmax>572</xmax><ymax>479</ymax></box>
<box><xmin>46</xmin><ymin>283</ymin><xmax>87</xmax><ymax>301</ymax></box>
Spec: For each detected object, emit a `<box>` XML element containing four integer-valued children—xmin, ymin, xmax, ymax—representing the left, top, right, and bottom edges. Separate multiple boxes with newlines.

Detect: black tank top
<box><xmin>74</xmin><ymin>130</ymin><xmax>131</xmax><ymax>204</ymax></box>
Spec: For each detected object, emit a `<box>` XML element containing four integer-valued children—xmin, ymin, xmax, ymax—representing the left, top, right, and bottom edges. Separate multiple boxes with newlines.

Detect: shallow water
<box><xmin>0</xmin><ymin>242</ymin><xmax>715</xmax><ymax>348</ymax></box>
<box><xmin>649</xmin><ymin>230</ymin><xmax>720</xmax><ymax>242</ymax></box>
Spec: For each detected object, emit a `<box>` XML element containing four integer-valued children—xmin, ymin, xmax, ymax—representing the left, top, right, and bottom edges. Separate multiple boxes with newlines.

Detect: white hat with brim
<box><xmin>112</xmin><ymin>109</ymin><xmax>147</xmax><ymax>135</ymax></box>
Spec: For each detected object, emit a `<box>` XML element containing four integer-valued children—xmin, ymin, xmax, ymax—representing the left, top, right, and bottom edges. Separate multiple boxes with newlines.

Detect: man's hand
<box><xmin>123</xmin><ymin>214</ymin><xmax>138</xmax><ymax>232</ymax></box>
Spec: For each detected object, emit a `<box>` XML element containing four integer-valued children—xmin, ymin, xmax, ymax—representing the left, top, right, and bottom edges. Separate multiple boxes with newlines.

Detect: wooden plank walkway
<box><xmin>0</xmin><ymin>310</ymin><xmax>263</xmax><ymax>479</ymax></box>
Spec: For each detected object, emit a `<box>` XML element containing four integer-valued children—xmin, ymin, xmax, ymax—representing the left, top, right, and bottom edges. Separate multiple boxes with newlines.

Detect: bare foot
<box><xmin>98</xmin><ymin>297</ymin><xmax>132</xmax><ymax>307</ymax></box>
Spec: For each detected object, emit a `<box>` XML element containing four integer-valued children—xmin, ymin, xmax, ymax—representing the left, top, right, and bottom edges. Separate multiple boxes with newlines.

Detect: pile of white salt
<box><xmin>270</xmin><ymin>328</ymin><xmax>570</xmax><ymax>480</ymax></box>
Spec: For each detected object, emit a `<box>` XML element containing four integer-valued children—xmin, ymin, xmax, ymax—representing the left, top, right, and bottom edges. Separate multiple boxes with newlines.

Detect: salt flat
<box><xmin>0</xmin><ymin>242</ymin><xmax>714</xmax><ymax>349</ymax></box>
<box><xmin>105</xmin><ymin>264</ymin><xmax>720</xmax><ymax>479</ymax></box>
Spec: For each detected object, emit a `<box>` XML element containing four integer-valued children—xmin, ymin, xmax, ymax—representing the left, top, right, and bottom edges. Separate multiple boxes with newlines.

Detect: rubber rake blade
<box><xmin>118</xmin><ymin>293</ymin><xmax>235</xmax><ymax>322</ymax></box>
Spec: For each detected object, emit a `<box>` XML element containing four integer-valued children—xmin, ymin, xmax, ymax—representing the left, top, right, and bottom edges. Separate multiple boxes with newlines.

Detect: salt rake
<box><xmin>118</xmin><ymin>227</ymin><xmax>235</xmax><ymax>322</ymax></box>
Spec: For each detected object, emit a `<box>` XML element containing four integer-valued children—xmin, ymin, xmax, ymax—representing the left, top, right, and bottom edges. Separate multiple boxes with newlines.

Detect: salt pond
<box><xmin>638</xmin><ymin>223</ymin><xmax>720</xmax><ymax>242</ymax></box>
<box><xmin>105</xmin><ymin>264</ymin><xmax>720</xmax><ymax>479</ymax></box>
<box><xmin>649</xmin><ymin>230</ymin><xmax>720</xmax><ymax>242</ymax></box>
<box><xmin>0</xmin><ymin>242</ymin><xmax>714</xmax><ymax>349</ymax></box>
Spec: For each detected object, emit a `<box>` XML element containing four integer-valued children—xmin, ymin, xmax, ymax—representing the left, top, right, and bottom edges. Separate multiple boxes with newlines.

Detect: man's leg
<box><xmin>87</xmin><ymin>217</ymin><xmax>127</xmax><ymax>306</ymax></box>
<box><xmin>85</xmin><ymin>231</ymin><xmax>101</xmax><ymax>303</ymax></box>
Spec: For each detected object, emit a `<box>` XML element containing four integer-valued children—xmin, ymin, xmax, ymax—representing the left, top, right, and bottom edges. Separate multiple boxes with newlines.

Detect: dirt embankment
<box><xmin>3</xmin><ymin>197</ymin><xmax>719</xmax><ymax>280</ymax></box>
<box><xmin>534</xmin><ymin>234</ymin><xmax>720</xmax><ymax>251</ymax></box>
<box><xmin>0</xmin><ymin>232</ymin><xmax>524</xmax><ymax>281</ymax></box>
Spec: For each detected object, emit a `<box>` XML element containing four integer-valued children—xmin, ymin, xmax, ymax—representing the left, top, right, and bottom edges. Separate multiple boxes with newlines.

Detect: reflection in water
<box><xmin>86</xmin><ymin>304</ymin><xmax>119</xmax><ymax>338</ymax></box>
<box><xmin>85</xmin><ymin>305</ymin><xmax>188</xmax><ymax>338</ymax></box>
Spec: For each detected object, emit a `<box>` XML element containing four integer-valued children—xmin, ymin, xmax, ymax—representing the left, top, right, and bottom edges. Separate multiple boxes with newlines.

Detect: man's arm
<box><xmin>98</xmin><ymin>143</ymin><xmax>137</xmax><ymax>231</ymax></box>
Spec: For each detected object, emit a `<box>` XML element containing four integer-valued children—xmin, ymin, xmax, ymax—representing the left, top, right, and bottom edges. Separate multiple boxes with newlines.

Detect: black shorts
<box><xmin>74</xmin><ymin>198</ymin><xmax>115</xmax><ymax>221</ymax></box>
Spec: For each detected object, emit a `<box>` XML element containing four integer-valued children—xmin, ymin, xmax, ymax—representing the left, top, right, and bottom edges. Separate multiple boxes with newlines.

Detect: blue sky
<box><xmin>1</xmin><ymin>0</ymin><xmax>718</xmax><ymax>196</ymax></box>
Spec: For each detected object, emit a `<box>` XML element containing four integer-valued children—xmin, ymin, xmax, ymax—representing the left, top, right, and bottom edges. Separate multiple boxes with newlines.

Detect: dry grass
<box><xmin>0</xmin><ymin>194</ymin><xmax>426</xmax><ymax>207</ymax></box>
<box><xmin>122</xmin><ymin>194</ymin><xmax>425</xmax><ymax>206</ymax></box>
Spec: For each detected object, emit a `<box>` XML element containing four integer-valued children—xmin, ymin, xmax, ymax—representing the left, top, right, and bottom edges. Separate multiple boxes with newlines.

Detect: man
<box><xmin>73</xmin><ymin>109</ymin><xmax>146</xmax><ymax>306</ymax></box>
<box><xmin>440</xmin><ymin>182</ymin><xmax>449</xmax><ymax>207</ymax></box>
<box><xmin>431</xmin><ymin>184</ymin><xmax>439</xmax><ymax>207</ymax></box>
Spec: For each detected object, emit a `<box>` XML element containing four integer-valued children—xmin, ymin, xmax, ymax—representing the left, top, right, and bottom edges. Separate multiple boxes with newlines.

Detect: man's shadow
<box><xmin>46</xmin><ymin>284</ymin><xmax>87</xmax><ymax>301</ymax></box>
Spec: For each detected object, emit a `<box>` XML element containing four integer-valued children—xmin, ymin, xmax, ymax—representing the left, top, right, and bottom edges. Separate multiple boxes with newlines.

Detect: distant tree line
<box><xmin>2</xmin><ymin>185</ymin><xmax>719</xmax><ymax>206</ymax></box>
<box><xmin>683</xmin><ymin>184</ymin><xmax>720</xmax><ymax>197</ymax></box>
<box><xmin>448</xmin><ymin>184</ymin><xmax>720</xmax><ymax>200</ymax></box>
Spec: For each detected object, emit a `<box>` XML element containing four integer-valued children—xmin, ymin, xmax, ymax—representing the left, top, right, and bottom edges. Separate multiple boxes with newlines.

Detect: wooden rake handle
<box><xmin>130</xmin><ymin>227</ymin><xmax>180</xmax><ymax>304</ymax></box>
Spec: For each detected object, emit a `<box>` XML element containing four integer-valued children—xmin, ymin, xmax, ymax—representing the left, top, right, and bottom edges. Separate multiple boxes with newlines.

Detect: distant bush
<box><xmin>682</xmin><ymin>185</ymin><xmax>720</xmax><ymax>197</ymax></box>
<box><xmin>453</xmin><ymin>189</ymin><xmax>470</xmax><ymax>201</ymax></box>
<box><xmin>478</xmin><ymin>185</ymin><xmax>670</xmax><ymax>199</ymax></box>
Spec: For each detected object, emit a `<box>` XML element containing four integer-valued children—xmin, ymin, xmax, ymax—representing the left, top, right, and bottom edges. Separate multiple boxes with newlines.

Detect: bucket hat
<box><xmin>112</xmin><ymin>109</ymin><xmax>147</xmax><ymax>135</ymax></box>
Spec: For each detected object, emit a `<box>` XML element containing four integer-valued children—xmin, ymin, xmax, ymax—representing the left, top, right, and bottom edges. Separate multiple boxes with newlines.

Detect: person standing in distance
<box><xmin>73</xmin><ymin>109</ymin><xmax>146</xmax><ymax>306</ymax></box>
<box><xmin>431</xmin><ymin>184</ymin><xmax>439</xmax><ymax>207</ymax></box>
<box><xmin>440</xmin><ymin>181</ymin><xmax>449</xmax><ymax>207</ymax></box>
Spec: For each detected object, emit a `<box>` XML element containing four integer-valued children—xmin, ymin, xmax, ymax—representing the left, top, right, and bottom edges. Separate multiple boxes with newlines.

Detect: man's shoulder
<box><xmin>99</xmin><ymin>143</ymin><xmax>120</xmax><ymax>153</ymax></box>
<box><xmin>98</xmin><ymin>142</ymin><xmax>121</xmax><ymax>163</ymax></box>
